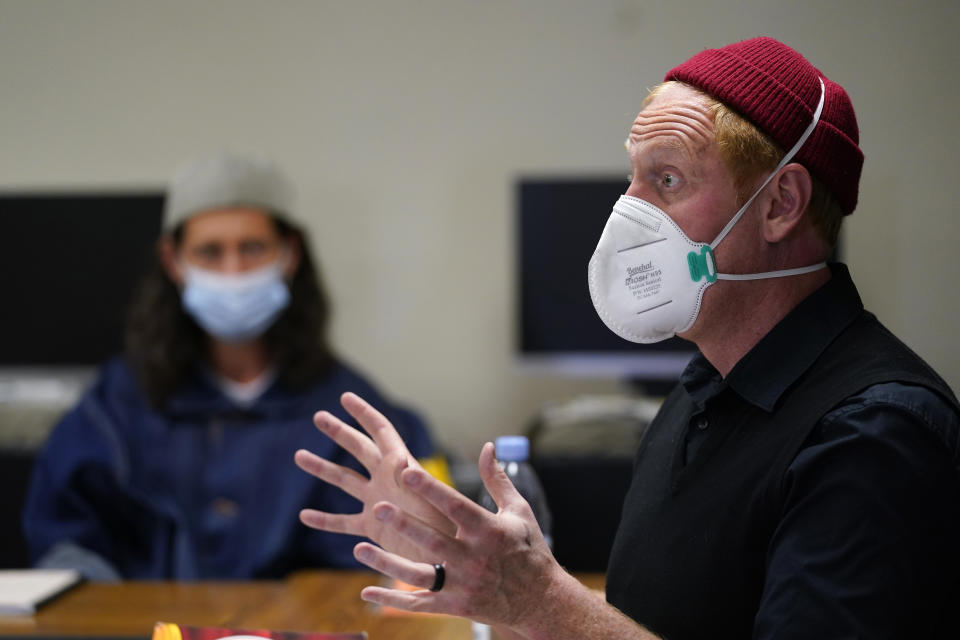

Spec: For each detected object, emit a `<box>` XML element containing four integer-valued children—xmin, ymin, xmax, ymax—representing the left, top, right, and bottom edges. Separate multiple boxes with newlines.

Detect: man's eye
<box><xmin>195</xmin><ymin>245</ymin><xmax>221</xmax><ymax>260</ymax></box>
<box><xmin>663</xmin><ymin>173</ymin><xmax>677</xmax><ymax>187</ymax></box>
<box><xmin>240</xmin><ymin>242</ymin><xmax>268</xmax><ymax>256</ymax></box>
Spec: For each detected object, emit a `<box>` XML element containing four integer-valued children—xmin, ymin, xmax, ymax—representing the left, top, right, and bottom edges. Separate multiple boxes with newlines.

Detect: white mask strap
<box><xmin>709</xmin><ymin>77</ymin><xmax>826</xmax><ymax>250</ymax></box>
<box><xmin>716</xmin><ymin>262</ymin><xmax>826</xmax><ymax>281</ymax></box>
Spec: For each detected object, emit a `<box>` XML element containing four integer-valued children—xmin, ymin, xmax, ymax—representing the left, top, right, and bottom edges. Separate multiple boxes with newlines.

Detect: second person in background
<box><xmin>23</xmin><ymin>151</ymin><xmax>443</xmax><ymax>580</ymax></box>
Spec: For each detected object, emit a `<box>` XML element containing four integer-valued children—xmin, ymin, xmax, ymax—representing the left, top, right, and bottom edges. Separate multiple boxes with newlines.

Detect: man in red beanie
<box><xmin>295</xmin><ymin>37</ymin><xmax>960</xmax><ymax>639</ymax></box>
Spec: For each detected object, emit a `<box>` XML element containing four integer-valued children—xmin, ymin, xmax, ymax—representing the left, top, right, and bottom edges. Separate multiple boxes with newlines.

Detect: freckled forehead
<box><xmin>628</xmin><ymin>84</ymin><xmax>716</xmax><ymax>154</ymax></box>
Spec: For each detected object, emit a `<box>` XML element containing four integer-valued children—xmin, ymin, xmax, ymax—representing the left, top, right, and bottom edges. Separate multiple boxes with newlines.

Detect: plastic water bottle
<box><xmin>474</xmin><ymin>436</ymin><xmax>553</xmax><ymax>639</ymax></box>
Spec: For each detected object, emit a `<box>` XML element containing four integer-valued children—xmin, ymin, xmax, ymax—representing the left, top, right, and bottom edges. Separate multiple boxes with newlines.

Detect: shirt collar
<box><xmin>679</xmin><ymin>354</ymin><xmax>726</xmax><ymax>411</ymax></box>
<box><xmin>682</xmin><ymin>263</ymin><xmax>864</xmax><ymax>412</ymax></box>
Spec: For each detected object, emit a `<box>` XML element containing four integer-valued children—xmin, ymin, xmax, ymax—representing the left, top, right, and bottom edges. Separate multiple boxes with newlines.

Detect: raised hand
<box><xmin>350</xmin><ymin>441</ymin><xmax>564</xmax><ymax>634</ymax></box>
<box><xmin>296</xmin><ymin>393</ymin><xmax>652</xmax><ymax>640</ymax></box>
<box><xmin>295</xmin><ymin>392</ymin><xmax>455</xmax><ymax>563</ymax></box>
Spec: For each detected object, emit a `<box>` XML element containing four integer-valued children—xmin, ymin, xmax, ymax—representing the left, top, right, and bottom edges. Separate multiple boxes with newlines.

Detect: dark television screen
<box><xmin>516</xmin><ymin>177</ymin><xmax>695</xmax><ymax>381</ymax></box>
<box><xmin>0</xmin><ymin>192</ymin><xmax>164</xmax><ymax>365</ymax></box>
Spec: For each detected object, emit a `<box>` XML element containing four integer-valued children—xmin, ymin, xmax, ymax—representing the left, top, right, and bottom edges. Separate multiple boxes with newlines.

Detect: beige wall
<box><xmin>1</xmin><ymin>0</ymin><xmax>957</xmax><ymax>458</ymax></box>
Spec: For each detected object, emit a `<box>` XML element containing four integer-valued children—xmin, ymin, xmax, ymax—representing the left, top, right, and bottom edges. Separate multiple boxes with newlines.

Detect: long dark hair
<box><xmin>124</xmin><ymin>215</ymin><xmax>335</xmax><ymax>408</ymax></box>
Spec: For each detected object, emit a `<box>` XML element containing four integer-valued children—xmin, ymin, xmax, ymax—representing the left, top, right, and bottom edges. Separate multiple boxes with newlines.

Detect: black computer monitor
<box><xmin>515</xmin><ymin>177</ymin><xmax>696</xmax><ymax>386</ymax></box>
<box><xmin>0</xmin><ymin>192</ymin><xmax>164</xmax><ymax>365</ymax></box>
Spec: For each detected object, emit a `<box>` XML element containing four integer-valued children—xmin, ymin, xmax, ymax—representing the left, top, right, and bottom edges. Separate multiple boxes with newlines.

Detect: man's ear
<box><xmin>158</xmin><ymin>235</ymin><xmax>184</xmax><ymax>287</ymax></box>
<box><xmin>762</xmin><ymin>162</ymin><xmax>813</xmax><ymax>243</ymax></box>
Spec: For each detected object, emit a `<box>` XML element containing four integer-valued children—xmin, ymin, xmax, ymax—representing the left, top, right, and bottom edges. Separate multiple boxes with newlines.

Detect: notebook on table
<box><xmin>0</xmin><ymin>569</ymin><xmax>82</xmax><ymax>616</ymax></box>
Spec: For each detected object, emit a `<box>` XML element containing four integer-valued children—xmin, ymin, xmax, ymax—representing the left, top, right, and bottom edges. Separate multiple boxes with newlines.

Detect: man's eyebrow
<box><xmin>626</xmin><ymin>130</ymin><xmax>690</xmax><ymax>159</ymax></box>
<box><xmin>628</xmin><ymin>109</ymin><xmax>712</xmax><ymax>157</ymax></box>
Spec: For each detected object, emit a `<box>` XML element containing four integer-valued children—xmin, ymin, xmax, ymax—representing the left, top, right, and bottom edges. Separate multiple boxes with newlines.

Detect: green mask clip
<box><xmin>687</xmin><ymin>246</ymin><xmax>717</xmax><ymax>283</ymax></box>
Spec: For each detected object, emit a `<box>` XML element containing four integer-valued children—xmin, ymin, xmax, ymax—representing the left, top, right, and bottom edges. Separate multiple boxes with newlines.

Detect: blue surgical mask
<box><xmin>181</xmin><ymin>259</ymin><xmax>290</xmax><ymax>342</ymax></box>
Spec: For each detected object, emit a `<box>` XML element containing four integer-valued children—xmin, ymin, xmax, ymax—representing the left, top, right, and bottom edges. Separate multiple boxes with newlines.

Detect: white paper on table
<box><xmin>0</xmin><ymin>569</ymin><xmax>82</xmax><ymax>615</ymax></box>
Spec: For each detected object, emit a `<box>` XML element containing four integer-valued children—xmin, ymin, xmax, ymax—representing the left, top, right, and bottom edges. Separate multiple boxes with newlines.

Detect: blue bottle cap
<box><xmin>494</xmin><ymin>435</ymin><xmax>529</xmax><ymax>462</ymax></box>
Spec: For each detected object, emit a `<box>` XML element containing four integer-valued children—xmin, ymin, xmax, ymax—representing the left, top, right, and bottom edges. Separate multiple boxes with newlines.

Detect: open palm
<box><xmin>295</xmin><ymin>392</ymin><xmax>455</xmax><ymax>563</ymax></box>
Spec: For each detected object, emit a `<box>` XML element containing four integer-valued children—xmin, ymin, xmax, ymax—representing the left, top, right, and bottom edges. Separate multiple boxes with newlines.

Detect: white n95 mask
<box><xmin>588</xmin><ymin>79</ymin><xmax>828</xmax><ymax>344</ymax></box>
<box><xmin>181</xmin><ymin>259</ymin><xmax>290</xmax><ymax>342</ymax></box>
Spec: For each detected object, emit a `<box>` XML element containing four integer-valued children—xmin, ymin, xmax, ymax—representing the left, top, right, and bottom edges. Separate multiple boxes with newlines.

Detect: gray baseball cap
<box><xmin>163</xmin><ymin>151</ymin><xmax>295</xmax><ymax>230</ymax></box>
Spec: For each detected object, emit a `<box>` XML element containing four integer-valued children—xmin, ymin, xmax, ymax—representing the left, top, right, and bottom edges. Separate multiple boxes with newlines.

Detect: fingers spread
<box><xmin>373</xmin><ymin>501</ymin><xmax>460</xmax><ymax>559</ymax></box>
<box><xmin>341</xmin><ymin>392</ymin><xmax>407</xmax><ymax>452</ymax></box>
<box><xmin>312</xmin><ymin>410</ymin><xmax>379</xmax><ymax>469</ymax></box>
<box><xmin>299</xmin><ymin>509</ymin><xmax>365</xmax><ymax>537</ymax></box>
<box><xmin>477</xmin><ymin>441</ymin><xmax>522</xmax><ymax>512</ymax></box>
<box><xmin>294</xmin><ymin>449</ymin><xmax>368</xmax><ymax>501</ymax></box>
<box><xmin>354</xmin><ymin>542</ymin><xmax>439</xmax><ymax>591</ymax></box>
<box><xmin>360</xmin><ymin>585</ymin><xmax>439</xmax><ymax>613</ymax></box>
<box><xmin>400</xmin><ymin>467</ymin><xmax>490</xmax><ymax>533</ymax></box>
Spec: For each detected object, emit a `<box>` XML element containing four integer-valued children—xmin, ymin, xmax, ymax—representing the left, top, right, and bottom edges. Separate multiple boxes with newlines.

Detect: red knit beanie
<box><xmin>665</xmin><ymin>37</ymin><xmax>863</xmax><ymax>215</ymax></box>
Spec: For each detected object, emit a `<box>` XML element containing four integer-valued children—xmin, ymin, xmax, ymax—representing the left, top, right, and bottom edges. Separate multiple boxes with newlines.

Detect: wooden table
<box><xmin>0</xmin><ymin>570</ymin><xmax>605</xmax><ymax>639</ymax></box>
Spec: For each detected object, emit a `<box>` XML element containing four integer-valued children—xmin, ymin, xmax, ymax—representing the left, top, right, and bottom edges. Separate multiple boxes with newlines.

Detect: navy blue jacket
<box><xmin>22</xmin><ymin>357</ymin><xmax>434</xmax><ymax>579</ymax></box>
